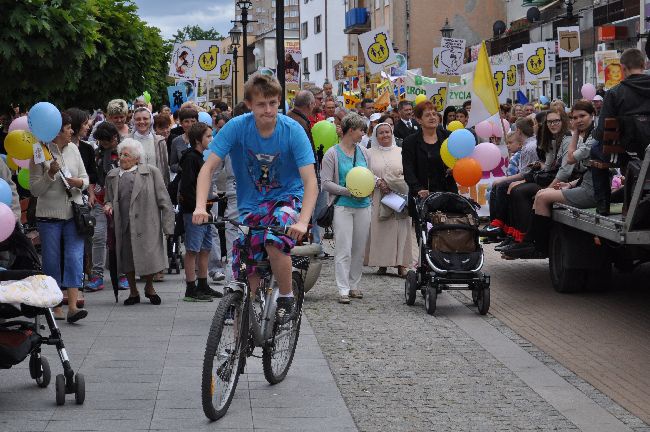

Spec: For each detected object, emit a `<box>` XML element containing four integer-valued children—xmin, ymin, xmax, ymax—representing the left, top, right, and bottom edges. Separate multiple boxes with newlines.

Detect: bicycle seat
<box><xmin>290</xmin><ymin>244</ymin><xmax>322</xmax><ymax>257</ymax></box>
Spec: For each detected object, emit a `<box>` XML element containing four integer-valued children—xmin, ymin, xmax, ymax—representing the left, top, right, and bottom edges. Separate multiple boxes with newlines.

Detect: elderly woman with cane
<box><xmin>103</xmin><ymin>139</ymin><xmax>174</xmax><ymax>305</ymax></box>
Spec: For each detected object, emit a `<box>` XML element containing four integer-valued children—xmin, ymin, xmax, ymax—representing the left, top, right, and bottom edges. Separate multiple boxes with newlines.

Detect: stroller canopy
<box><xmin>419</xmin><ymin>192</ymin><xmax>480</xmax><ymax>220</ymax></box>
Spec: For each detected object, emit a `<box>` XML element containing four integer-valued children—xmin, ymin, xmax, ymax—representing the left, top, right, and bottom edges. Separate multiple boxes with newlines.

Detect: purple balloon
<box><xmin>8</xmin><ymin>116</ymin><xmax>28</xmax><ymax>133</ymax></box>
<box><xmin>581</xmin><ymin>83</ymin><xmax>597</xmax><ymax>100</ymax></box>
<box><xmin>475</xmin><ymin>121</ymin><xmax>493</xmax><ymax>139</ymax></box>
<box><xmin>471</xmin><ymin>142</ymin><xmax>502</xmax><ymax>172</ymax></box>
<box><xmin>0</xmin><ymin>203</ymin><xmax>16</xmax><ymax>242</ymax></box>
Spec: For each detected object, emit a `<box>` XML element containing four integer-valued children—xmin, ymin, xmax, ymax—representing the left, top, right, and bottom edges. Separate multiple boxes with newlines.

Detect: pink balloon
<box><xmin>491</xmin><ymin>119</ymin><xmax>510</xmax><ymax>138</ymax></box>
<box><xmin>581</xmin><ymin>83</ymin><xmax>597</xmax><ymax>100</ymax></box>
<box><xmin>8</xmin><ymin>116</ymin><xmax>28</xmax><ymax>133</ymax></box>
<box><xmin>471</xmin><ymin>142</ymin><xmax>502</xmax><ymax>172</ymax></box>
<box><xmin>475</xmin><ymin>121</ymin><xmax>493</xmax><ymax>138</ymax></box>
<box><xmin>0</xmin><ymin>202</ymin><xmax>16</xmax><ymax>242</ymax></box>
<box><xmin>12</xmin><ymin>157</ymin><xmax>30</xmax><ymax>169</ymax></box>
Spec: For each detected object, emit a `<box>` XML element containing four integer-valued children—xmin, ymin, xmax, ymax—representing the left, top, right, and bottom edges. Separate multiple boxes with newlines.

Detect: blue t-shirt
<box><xmin>209</xmin><ymin>113</ymin><xmax>315</xmax><ymax>215</ymax></box>
<box><xmin>336</xmin><ymin>145</ymin><xmax>371</xmax><ymax>208</ymax></box>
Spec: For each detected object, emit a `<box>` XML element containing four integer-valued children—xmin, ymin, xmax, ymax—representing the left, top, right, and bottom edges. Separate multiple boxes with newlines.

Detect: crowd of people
<box><xmin>1</xmin><ymin>47</ymin><xmax>648</xmax><ymax>319</ymax></box>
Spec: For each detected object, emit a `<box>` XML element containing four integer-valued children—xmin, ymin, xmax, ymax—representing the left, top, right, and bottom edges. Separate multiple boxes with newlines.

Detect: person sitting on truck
<box><xmin>591</xmin><ymin>48</ymin><xmax>650</xmax><ymax>216</ymax></box>
<box><xmin>503</xmin><ymin>100</ymin><xmax>596</xmax><ymax>259</ymax></box>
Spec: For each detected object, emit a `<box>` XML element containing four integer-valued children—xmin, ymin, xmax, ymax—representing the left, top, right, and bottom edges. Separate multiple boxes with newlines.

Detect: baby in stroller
<box><xmin>0</xmin><ymin>227</ymin><xmax>85</xmax><ymax>406</ymax></box>
<box><xmin>404</xmin><ymin>192</ymin><xmax>491</xmax><ymax>315</ymax></box>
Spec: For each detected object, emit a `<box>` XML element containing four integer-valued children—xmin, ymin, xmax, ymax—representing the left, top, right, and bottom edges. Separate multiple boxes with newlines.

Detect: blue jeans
<box><xmin>37</xmin><ymin>218</ymin><xmax>85</xmax><ymax>289</ymax></box>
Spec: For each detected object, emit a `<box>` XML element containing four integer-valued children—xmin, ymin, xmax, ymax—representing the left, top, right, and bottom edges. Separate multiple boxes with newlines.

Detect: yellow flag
<box><xmin>468</xmin><ymin>41</ymin><xmax>500</xmax><ymax>127</ymax></box>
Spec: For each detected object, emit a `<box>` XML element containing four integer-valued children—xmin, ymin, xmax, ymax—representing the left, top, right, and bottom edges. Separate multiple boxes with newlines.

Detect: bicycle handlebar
<box><xmin>202</xmin><ymin>215</ymin><xmax>289</xmax><ymax>237</ymax></box>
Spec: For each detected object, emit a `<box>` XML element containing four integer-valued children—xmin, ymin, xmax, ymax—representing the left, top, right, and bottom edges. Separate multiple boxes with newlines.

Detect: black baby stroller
<box><xmin>0</xmin><ymin>226</ymin><xmax>85</xmax><ymax>405</ymax></box>
<box><xmin>404</xmin><ymin>192</ymin><xmax>491</xmax><ymax>315</ymax></box>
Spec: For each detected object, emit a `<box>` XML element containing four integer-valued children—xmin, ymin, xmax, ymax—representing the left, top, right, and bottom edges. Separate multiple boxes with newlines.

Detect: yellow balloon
<box><xmin>447</xmin><ymin>120</ymin><xmax>464</xmax><ymax>132</ymax></box>
<box><xmin>346</xmin><ymin>166</ymin><xmax>375</xmax><ymax>198</ymax></box>
<box><xmin>414</xmin><ymin>94</ymin><xmax>427</xmax><ymax>106</ymax></box>
<box><xmin>4</xmin><ymin>130</ymin><xmax>37</xmax><ymax>160</ymax></box>
<box><xmin>440</xmin><ymin>139</ymin><xmax>457</xmax><ymax>168</ymax></box>
<box><xmin>6</xmin><ymin>157</ymin><xmax>18</xmax><ymax>171</ymax></box>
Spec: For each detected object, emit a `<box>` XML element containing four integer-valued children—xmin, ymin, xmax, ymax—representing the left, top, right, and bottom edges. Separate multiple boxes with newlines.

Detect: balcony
<box><xmin>344</xmin><ymin>8</ymin><xmax>370</xmax><ymax>34</ymax></box>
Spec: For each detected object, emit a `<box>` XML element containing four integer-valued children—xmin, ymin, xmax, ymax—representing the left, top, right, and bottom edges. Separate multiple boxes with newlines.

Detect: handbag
<box><xmin>316</xmin><ymin>146</ymin><xmax>357</xmax><ymax>229</ymax></box>
<box><xmin>59</xmin><ymin>172</ymin><xmax>95</xmax><ymax>237</ymax></box>
<box><xmin>523</xmin><ymin>167</ymin><xmax>559</xmax><ymax>188</ymax></box>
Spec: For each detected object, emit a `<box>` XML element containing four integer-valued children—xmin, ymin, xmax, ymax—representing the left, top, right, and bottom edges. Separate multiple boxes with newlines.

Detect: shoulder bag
<box><xmin>316</xmin><ymin>146</ymin><xmax>357</xmax><ymax>228</ymax></box>
<box><xmin>60</xmin><ymin>172</ymin><xmax>95</xmax><ymax>237</ymax></box>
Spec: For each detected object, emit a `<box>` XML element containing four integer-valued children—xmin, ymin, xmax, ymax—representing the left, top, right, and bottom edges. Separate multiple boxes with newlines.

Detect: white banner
<box><xmin>522</xmin><ymin>42</ymin><xmax>551</xmax><ymax>82</ymax></box>
<box><xmin>437</xmin><ymin>37</ymin><xmax>466</xmax><ymax>80</ymax></box>
<box><xmin>169</xmin><ymin>40</ymin><xmax>222</xmax><ymax>79</ymax></box>
<box><xmin>557</xmin><ymin>26</ymin><xmax>581</xmax><ymax>58</ymax></box>
<box><xmin>358</xmin><ymin>27</ymin><xmax>397</xmax><ymax>74</ymax></box>
<box><xmin>447</xmin><ymin>81</ymin><xmax>472</xmax><ymax>108</ymax></box>
<box><xmin>432</xmin><ymin>47</ymin><xmax>442</xmax><ymax>76</ymax></box>
<box><xmin>212</xmin><ymin>53</ymin><xmax>233</xmax><ymax>85</ymax></box>
<box><xmin>491</xmin><ymin>64</ymin><xmax>513</xmax><ymax>104</ymax></box>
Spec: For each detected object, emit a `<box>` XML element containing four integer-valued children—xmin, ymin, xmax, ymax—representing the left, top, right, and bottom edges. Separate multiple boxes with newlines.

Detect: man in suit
<box><xmin>393</xmin><ymin>100</ymin><xmax>420</xmax><ymax>140</ymax></box>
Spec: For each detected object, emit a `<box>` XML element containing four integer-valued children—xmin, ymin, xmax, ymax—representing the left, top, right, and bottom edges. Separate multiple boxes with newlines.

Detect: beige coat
<box><xmin>364</xmin><ymin>146</ymin><xmax>414</xmax><ymax>267</ymax></box>
<box><xmin>104</xmin><ymin>164</ymin><xmax>174</xmax><ymax>276</ymax></box>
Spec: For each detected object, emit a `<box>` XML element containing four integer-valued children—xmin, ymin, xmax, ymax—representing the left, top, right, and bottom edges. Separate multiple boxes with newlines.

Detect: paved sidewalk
<box><xmin>0</xmin><ymin>274</ymin><xmax>356</xmax><ymax>431</ymax></box>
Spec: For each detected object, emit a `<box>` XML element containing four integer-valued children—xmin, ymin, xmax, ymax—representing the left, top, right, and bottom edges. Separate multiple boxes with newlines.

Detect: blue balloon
<box><xmin>448</xmin><ymin>129</ymin><xmax>476</xmax><ymax>159</ymax></box>
<box><xmin>28</xmin><ymin>102</ymin><xmax>62</xmax><ymax>142</ymax></box>
<box><xmin>0</xmin><ymin>179</ymin><xmax>12</xmax><ymax>206</ymax></box>
<box><xmin>203</xmin><ymin>149</ymin><xmax>212</xmax><ymax>161</ymax></box>
<box><xmin>198</xmin><ymin>111</ymin><xmax>212</xmax><ymax>126</ymax></box>
<box><xmin>539</xmin><ymin>95</ymin><xmax>549</xmax><ymax>104</ymax></box>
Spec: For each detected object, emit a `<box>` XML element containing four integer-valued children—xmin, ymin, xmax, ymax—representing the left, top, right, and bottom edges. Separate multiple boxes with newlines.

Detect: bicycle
<box><xmin>200</xmin><ymin>216</ymin><xmax>307</xmax><ymax>421</ymax></box>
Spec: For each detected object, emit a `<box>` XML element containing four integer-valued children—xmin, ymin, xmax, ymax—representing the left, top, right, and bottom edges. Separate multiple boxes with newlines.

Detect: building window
<box><xmin>314</xmin><ymin>15</ymin><xmax>322</xmax><ymax>34</ymax></box>
<box><xmin>301</xmin><ymin>21</ymin><xmax>308</xmax><ymax>39</ymax></box>
<box><xmin>303</xmin><ymin>57</ymin><xmax>309</xmax><ymax>75</ymax></box>
<box><xmin>315</xmin><ymin>53</ymin><xmax>322</xmax><ymax>71</ymax></box>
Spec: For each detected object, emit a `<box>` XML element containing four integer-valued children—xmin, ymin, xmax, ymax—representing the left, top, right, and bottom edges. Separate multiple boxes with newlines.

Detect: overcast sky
<box><xmin>133</xmin><ymin>0</ymin><xmax>236</xmax><ymax>40</ymax></box>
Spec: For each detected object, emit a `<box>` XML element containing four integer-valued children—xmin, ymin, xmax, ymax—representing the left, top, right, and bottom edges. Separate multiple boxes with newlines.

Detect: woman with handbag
<box><xmin>504</xmin><ymin>101</ymin><xmax>597</xmax><ymax>259</ymax></box>
<box><xmin>364</xmin><ymin>122</ymin><xmax>413</xmax><ymax>277</ymax></box>
<box><xmin>29</xmin><ymin>111</ymin><xmax>89</xmax><ymax>323</ymax></box>
<box><xmin>321</xmin><ymin>113</ymin><xmax>372</xmax><ymax>304</ymax></box>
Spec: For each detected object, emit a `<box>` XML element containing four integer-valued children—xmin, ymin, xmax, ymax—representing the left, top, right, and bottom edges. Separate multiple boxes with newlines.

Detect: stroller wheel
<box><xmin>35</xmin><ymin>356</ymin><xmax>51</xmax><ymax>388</ymax></box>
<box><xmin>74</xmin><ymin>373</ymin><xmax>85</xmax><ymax>405</ymax></box>
<box><xmin>404</xmin><ymin>271</ymin><xmax>417</xmax><ymax>306</ymax></box>
<box><xmin>425</xmin><ymin>286</ymin><xmax>437</xmax><ymax>315</ymax></box>
<box><xmin>477</xmin><ymin>287</ymin><xmax>490</xmax><ymax>315</ymax></box>
<box><xmin>55</xmin><ymin>374</ymin><xmax>66</xmax><ymax>406</ymax></box>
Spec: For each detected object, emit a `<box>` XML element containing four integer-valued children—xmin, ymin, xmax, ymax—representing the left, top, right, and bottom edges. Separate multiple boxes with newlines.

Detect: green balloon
<box><xmin>312</xmin><ymin>120</ymin><xmax>338</xmax><ymax>152</ymax></box>
<box><xmin>17</xmin><ymin>168</ymin><xmax>30</xmax><ymax>190</ymax></box>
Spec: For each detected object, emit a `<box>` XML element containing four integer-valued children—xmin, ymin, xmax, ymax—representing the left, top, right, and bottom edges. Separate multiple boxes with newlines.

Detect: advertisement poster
<box><xmin>284</xmin><ymin>40</ymin><xmax>301</xmax><ymax>84</ymax></box>
<box><xmin>491</xmin><ymin>63</ymin><xmax>513</xmax><ymax>103</ymax></box>
<box><xmin>167</xmin><ymin>85</ymin><xmax>187</xmax><ymax>113</ymax></box>
<box><xmin>211</xmin><ymin>53</ymin><xmax>233</xmax><ymax>85</ymax></box>
<box><xmin>358</xmin><ymin>27</ymin><xmax>397</xmax><ymax>74</ymax></box>
<box><xmin>342</xmin><ymin>55</ymin><xmax>358</xmax><ymax>78</ymax></box>
<box><xmin>522</xmin><ymin>42</ymin><xmax>551</xmax><ymax>82</ymax></box>
<box><xmin>595</xmin><ymin>50</ymin><xmax>621</xmax><ymax>89</ymax></box>
<box><xmin>168</xmin><ymin>40</ymin><xmax>222</xmax><ymax>79</ymax></box>
<box><xmin>557</xmin><ymin>26</ymin><xmax>581</xmax><ymax>58</ymax></box>
<box><xmin>436</xmin><ymin>37</ymin><xmax>466</xmax><ymax>83</ymax></box>
<box><xmin>390</xmin><ymin>53</ymin><xmax>408</xmax><ymax>76</ymax></box>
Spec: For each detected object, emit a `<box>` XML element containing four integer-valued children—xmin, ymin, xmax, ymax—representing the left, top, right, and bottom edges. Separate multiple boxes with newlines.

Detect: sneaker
<box><xmin>85</xmin><ymin>276</ymin><xmax>105</xmax><ymax>292</ymax></box>
<box><xmin>338</xmin><ymin>295</ymin><xmax>350</xmax><ymax>304</ymax></box>
<box><xmin>501</xmin><ymin>241</ymin><xmax>536</xmax><ymax>258</ymax></box>
<box><xmin>183</xmin><ymin>285</ymin><xmax>213</xmax><ymax>302</ymax></box>
<box><xmin>275</xmin><ymin>297</ymin><xmax>297</xmax><ymax>325</ymax></box>
<box><xmin>199</xmin><ymin>285</ymin><xmax>224</xmax><ymax>299</ymax></box>
<box><xmin>118</xmin><ymin>276</ymin><xmax>129</xmax><ymax>291</ymax></box>
<box><xmin>494</xmin><ymin>237</ymin><xmax>515</xmax><ymax>251</ymax></box>
<box><xmin>479</xmin><ymin>225</ymin><xmax>504</xmax><ymax>238</ymax></box>
<box><xmin>209</xmin><ymin>271</ymin><xmax>226</xmax><ymax>283</ymax></box>
<box><xmin>349</xmin><ymin>290</ymin><xmax>363</xmax><ymax>299</ymax></box>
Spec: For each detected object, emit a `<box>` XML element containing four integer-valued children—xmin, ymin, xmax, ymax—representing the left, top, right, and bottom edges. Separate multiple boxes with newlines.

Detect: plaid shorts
<box><xmin>232</xmin><ymin>197</ymin><xmax>301</xmax><ymax>279</ymax></box>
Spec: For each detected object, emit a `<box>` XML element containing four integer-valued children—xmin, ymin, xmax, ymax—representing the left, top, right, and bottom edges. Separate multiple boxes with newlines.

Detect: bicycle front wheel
<box><xmin>202</xmin><ymin>291</ymin><xmax>246</xmax><ymax>421</ymax></box>
<box><xmin>262</xmin><ymin>272</ymin><xmax>304</xmax><ymax>384</ymax></box>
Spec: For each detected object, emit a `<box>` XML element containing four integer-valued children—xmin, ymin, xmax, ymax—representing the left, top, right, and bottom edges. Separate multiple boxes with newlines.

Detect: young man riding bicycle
<box><xmin>192</xmin><ymin>74</ymin><xmax>318</xmax><ymax>324</ymax></box>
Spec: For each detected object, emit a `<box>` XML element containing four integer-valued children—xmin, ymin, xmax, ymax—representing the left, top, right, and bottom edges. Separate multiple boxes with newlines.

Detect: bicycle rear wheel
<box><xmin>262</xmin><ymin>272</ymin><xmax>304</xmax><ymax>384</ymax></box>
<box><xmin>202</xmin><ymin>291</ymin><xmax>246</xmax><ymax>421</ymax></box>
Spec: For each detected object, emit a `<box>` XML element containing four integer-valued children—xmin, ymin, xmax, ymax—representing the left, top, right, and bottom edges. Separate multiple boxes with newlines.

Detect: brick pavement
<box><xmin>0</xmin><ymin>274</ymin><xmax>355</xmax><ymax>431</ymax></box>
<box><xmin>304</xmin><ymin>244</ymin><xmax>649</xmax><ymax>432</ymax></box>
<box><xmin>480</xmin><ymin>246</ymin><xmax>650</xmax><ymax>425</ymax></box>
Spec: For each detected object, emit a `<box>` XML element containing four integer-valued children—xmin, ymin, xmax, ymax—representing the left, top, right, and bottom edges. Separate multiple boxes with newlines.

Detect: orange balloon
<box><xmin>453</xmin><ymin>158</ymin><xmax>482</xmax><ymax>187</ymax></box>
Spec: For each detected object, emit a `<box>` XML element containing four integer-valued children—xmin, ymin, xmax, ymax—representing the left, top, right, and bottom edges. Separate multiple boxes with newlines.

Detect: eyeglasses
<box><xmin>546</xmin><ymin>119</ymin><xmax>561</xmax><ymax>126</ymax></box>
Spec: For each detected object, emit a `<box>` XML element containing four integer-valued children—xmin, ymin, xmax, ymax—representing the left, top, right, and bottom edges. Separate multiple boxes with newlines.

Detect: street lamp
<box><xmin>236</xmin><ymin>0</ymin><xmax>254</xmax><ymax>82</ymax></box>
<box><xmin>228</xmin><ymin>24</ymin><xmax>241</xmax><ymax>105</ymax></box>
<box><xmin>440</xmin><ymin>18</ymin><xmax>454</xmax><ymax>38</ymax></box>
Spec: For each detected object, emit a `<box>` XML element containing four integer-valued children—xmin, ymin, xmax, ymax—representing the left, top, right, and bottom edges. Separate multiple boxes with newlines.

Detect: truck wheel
<box><xmin>549</xmin><ymin>226</ymin><xmax>587</xmax><ymax>293</ymax></box>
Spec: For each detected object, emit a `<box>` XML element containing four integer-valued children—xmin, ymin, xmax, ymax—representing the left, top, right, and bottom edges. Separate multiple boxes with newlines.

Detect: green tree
<box><xmin>0</xmin><ymin>0</ymin><xmax>99</xmax><ymax>108</ymax></box>
<box><xmin>171</xmin><ymin>25</ymin><xmax>224</xmax><ymax>43</ymax></box>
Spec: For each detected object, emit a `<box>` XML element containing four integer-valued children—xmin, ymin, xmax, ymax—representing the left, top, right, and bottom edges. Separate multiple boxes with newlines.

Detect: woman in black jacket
<box><xmin>402</xmin><ymin>100</ymin><xmax>457</xmax><ymax>218</ymax></box>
